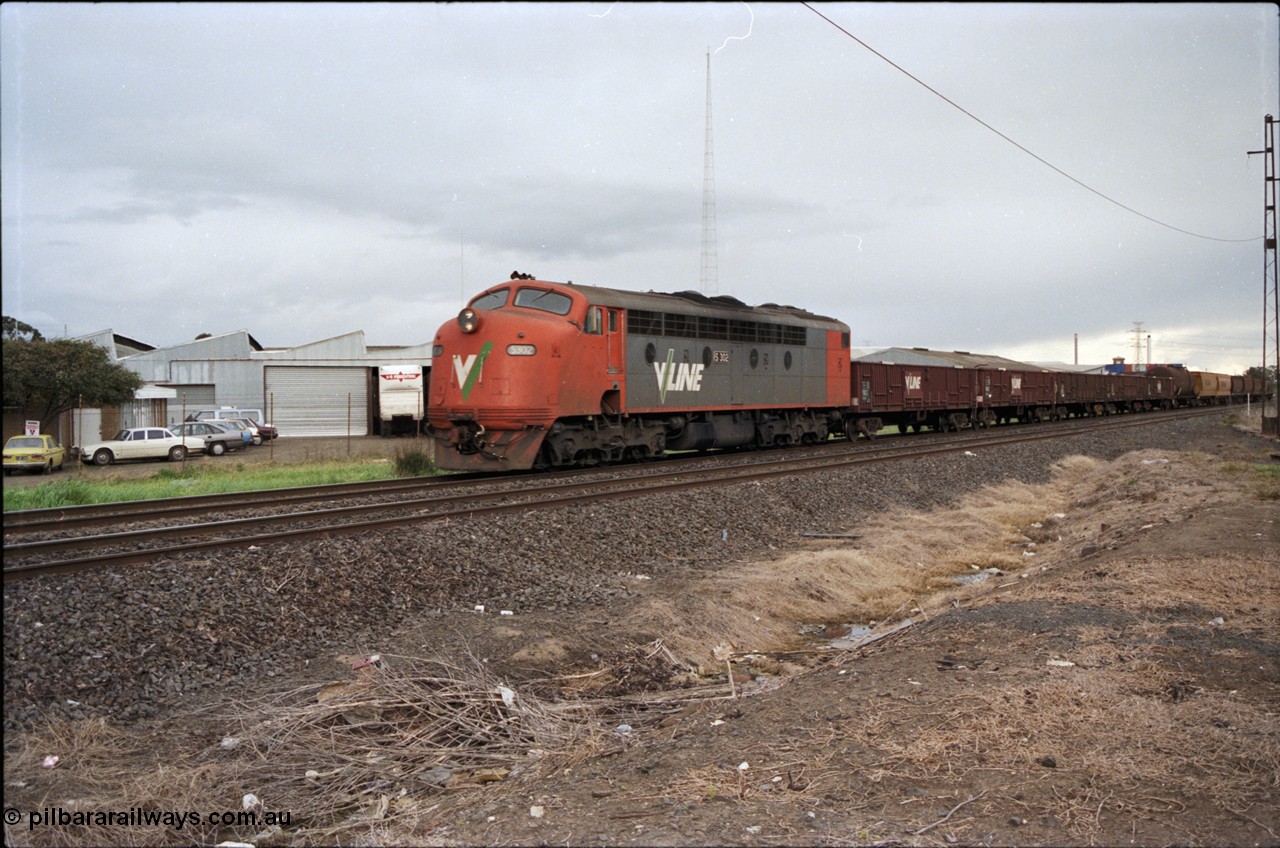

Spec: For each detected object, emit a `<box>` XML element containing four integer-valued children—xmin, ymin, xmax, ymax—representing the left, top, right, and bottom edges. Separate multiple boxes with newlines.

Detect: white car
<box><xmin>76</xmin><ymin>427</ymin><xmax>204</xmax><ymax>466</ymax></box>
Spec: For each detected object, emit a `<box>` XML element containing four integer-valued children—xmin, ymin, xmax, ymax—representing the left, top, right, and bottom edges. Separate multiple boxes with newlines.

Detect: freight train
<box><xmin>425</xmin><ymin>275</ymin><xmax>1271</xmax><ymax>471</ymax></box>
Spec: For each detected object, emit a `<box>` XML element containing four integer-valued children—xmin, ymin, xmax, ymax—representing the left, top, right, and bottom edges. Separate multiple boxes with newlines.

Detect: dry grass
<box><xmin>833</xmin><ymin>666</ymin><xmax>1280</xmax><ymax>843</ymax></box>
<box><xmin>5</xmin><ymin>654</ymin><xmax>604</xmax><ymax>847</ymax></box>
<box><xmin>625</xmin><ymin>448</ymin><xmax>1270</xmax><ymax>674</ymax></box>
<box><xmin>1021</xmin><ymin>553</ymin><xmax>1278</xmax><ymax>626</ymax></box>
<box><xmin>622</xmin><ymin>457</ymin><xmax>1105</xmax><ymax>670</ymax></box>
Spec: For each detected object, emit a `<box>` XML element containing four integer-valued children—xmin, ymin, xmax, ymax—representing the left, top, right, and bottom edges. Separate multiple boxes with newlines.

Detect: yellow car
<box><xmin>3</xmin><ymin>434</ymin><xmax>66</xmax><ymax>476</ymax></box>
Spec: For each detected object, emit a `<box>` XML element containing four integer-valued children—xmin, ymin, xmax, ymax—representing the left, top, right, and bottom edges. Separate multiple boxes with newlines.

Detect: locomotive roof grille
<box><xmin>629</xmin><ymin>308</ymin><xmax>808</xmax><ymax>345</ymax></box>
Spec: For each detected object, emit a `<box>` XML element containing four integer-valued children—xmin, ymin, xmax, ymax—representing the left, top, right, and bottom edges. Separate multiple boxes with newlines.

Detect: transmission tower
<box><xmin>1248</xmin><ymin>115</ymin><xmax>1279</xmax><ymax>434</ymax></box>
<box><xmin>700</xmin><ymin>49</ymin><xmax>719</xmax><ymax>296</ymax></box>
<box><xmin>1132</xmin><ymin>322</ymin><xmax>1145</xmax><ymax>369</ymax></box>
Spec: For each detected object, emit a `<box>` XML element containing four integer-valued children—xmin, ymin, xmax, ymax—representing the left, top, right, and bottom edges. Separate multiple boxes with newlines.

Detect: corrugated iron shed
<box><xmin>853</xmin><ymin>347</ymin><xmax>1044</xmax><ymax>371</ymax></box>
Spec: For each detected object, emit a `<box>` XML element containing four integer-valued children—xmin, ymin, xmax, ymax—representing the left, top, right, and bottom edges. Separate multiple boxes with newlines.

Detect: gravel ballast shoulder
<box><xmin>1</xmin><ymin>415</ymin><xmax>1255</xmax><ymax>730</ymax></box>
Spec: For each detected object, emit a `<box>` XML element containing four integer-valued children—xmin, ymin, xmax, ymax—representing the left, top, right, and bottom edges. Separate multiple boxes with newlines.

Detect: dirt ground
<box><xmin>3</xmin><ymin>421</ymin><xmax>1278</xmax><ymax>847</ymax></box>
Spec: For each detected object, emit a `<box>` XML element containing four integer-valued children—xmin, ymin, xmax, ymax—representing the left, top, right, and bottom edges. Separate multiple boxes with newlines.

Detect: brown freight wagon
<box><xmin>1112</xmin><ymin>373</ymin><xmax>1161</xmax><ymax>411</ymax></box>
<box><xmin>849</xmin><ymin>362</ymin><xmax>1060</xmax><ymax>435</ymax></box>
<box><xmin>1055</xmin><ymin>372</ymin><xmax>1113</xmax><ymax>417</ymax></box>
<box><xmin>1243</xmin><ymin>375</ymin><xmax>1272</xmax><ymax>397</ymax></box>
<box><xmin>977</xmin><ymin>369</ymin><xmax>1057</xmax><ymax>425</ymax></box>
<box><xmin>1142</xmin><ymin>371</ymin><xmax>1178</xmax><ymax>409</ymax></box>
<box><xmin>1054</xmin><ymin>372</ymin><xmax>1151</xmax><ymax>416</ymax></box>
<box><xmin>850</xmin><ymin>362</ymin><xmax>982</xmax><ymax>435</ymax></box>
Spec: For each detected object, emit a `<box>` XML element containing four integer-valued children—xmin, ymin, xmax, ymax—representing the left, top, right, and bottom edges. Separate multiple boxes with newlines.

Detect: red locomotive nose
<box><xmin>427</xmin><ymin>283</ymin><xmax>586</xmax><ymax>471</ymax></box>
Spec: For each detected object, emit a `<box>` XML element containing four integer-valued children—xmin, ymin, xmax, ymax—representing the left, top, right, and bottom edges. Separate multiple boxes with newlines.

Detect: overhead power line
<box><xmin>801</xmin><ymin>2</ymin><xmax>1260</xmax><ymax>244</ymax></box>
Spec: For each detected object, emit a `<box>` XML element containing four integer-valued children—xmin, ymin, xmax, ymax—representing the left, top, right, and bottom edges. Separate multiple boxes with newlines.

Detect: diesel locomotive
<box><xmin>427</xmin><ymin>275</ymin><xmax>851</xmax><ymax>470</ymax></box>
<box><xmin>426</xmin><ymin>275</ymin><xmax>1273</xmax><ymax>472</ymax></box>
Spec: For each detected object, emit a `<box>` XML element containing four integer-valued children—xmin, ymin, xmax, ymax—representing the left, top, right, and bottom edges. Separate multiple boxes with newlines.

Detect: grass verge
<box><xmin>2</xmin><ymin>460</ymin><xmax>403</xmax><ymax>512</ymax></box>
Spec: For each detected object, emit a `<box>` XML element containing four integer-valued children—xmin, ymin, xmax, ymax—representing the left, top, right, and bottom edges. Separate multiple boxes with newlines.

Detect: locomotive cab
<box><xmin>427</xmin><ymin>279</ymin><xmax>622</xmax><ymax>470</ymax></box>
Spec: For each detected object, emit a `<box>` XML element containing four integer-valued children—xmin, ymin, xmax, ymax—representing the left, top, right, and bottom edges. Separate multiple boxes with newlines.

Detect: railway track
<box><xmin>2</xmin><ymin>407</ymin><xmax>1222</xmax><ymax>582</ymax></box>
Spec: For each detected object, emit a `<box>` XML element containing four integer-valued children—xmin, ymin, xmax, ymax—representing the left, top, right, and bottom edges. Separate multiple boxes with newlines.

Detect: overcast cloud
<box><xmin>2</xmin><ymin>2</ymin><xmax>1276</xmax><ymax>373</ymax></box>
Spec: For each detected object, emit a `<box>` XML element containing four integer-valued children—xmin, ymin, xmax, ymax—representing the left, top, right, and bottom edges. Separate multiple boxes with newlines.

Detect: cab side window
<box><xmin>586</xmin><ymin>306</ymin><xmax>603</xmax><ymax>335</ymax></box>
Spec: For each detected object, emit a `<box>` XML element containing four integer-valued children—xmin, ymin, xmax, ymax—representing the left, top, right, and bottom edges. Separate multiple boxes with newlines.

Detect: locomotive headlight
<box><xmin>506</xmin><ymin>343</ymin><xmax>536</xmax><ymax>356</ymax></box>
<box><xmin>457</xmin><ymin>308</ymin><xmax>480</xmax><ymax>334</ymax></box>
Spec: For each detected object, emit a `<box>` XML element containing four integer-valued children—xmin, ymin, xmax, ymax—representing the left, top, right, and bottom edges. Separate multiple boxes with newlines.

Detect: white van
<box><xmin>185</xmin><ymin>408</ymin><xmax>278</xmax><ymax>443</ymax></box>
<box><xmin>188</xmin><ymin>408</ymin><xmax>267</xmax><ymax>426</ymax></box>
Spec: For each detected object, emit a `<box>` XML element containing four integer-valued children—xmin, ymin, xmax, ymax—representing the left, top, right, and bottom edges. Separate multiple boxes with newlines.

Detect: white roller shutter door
<box><xmin>265</xmin><ymin>366</ymin><xmax>369</xmax><ymax>436</ymax></box>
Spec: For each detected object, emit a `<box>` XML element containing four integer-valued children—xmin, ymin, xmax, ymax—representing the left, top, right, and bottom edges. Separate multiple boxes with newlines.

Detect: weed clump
<box><xmin>394</xmin><ymin>445</ymin><xmax>438</xmax><ymax>477</ymax></box>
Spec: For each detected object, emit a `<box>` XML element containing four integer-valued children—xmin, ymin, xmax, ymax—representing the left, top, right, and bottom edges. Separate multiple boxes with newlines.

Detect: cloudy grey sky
<box><xmin>3</xmin><ymin>3</ymin><xmax>1276</xmax><ymax>373</ymax></box>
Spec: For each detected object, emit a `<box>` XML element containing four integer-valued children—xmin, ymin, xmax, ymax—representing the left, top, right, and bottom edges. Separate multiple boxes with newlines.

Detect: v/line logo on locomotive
<box><xmin>654</xmin><ymin>348</ymin><xmax>705</xmax><ymax>403</ymax></box>
<box><xmin>452</xmin><ymin>342</ymin><xmax>494</xmax><ymax>401</ymax></box>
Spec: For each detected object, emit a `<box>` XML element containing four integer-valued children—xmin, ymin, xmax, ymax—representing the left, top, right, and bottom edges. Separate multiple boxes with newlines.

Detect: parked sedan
<box><xmin>226</xmin><ymin>416</ymin><xmax>278</xmax><ymax>445</ymax></box>
<box><xmin>210</xmin><ymin>417</ymin><xmax>258</xmax><ymax>445</ymax></box>
<box><xmin>173</xmin><ymin>420</ymin><xmax>250</xmax><ymax>456</ymax></box>
<box><xmin>3</xmin><ymin>434</ymin><xmax>66</xmax><ymax>475</ymax></box>
<box><xmin>76</xmin><ymin>427</ymin><xmax>204</xmax><ymax>466</ymax></box>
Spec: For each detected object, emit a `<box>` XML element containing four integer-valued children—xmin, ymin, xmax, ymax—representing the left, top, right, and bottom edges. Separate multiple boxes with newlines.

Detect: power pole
<box><xmin>700</xmin><ymin>49</ymin><xmax>719</xmax><ymax>296</ymax></box>
<box><xmin>1249</xmin><ymin>114</ymin><xmax>1279</xmax><ymax>436</ymax></box>
<box><xmin>1132</xmin><ymin>322</ymin><xmax>1144</xmax><ymax>369</ymax></box>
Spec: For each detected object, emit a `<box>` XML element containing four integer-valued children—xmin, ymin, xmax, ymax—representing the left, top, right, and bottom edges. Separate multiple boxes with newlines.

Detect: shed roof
<box><xmin>853</xmin><ymin>347</ymin><xmax>1044</xmax><ymax>370</ymax></box>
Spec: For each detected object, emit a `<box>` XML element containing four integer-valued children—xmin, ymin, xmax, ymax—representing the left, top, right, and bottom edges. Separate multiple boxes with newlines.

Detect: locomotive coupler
<box><xmin>449</xmin><ymin>420</ymin><xmax>487</xmax><ymax>454</ymax></box>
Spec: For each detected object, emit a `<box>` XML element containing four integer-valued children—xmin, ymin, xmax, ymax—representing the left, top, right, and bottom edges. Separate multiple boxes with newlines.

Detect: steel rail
<box><xmin>2</xmin><ymin>408</ymin><xmax>1217</xmax><ymax>583</ymax></box>
<box><xmin>3</xmin><ymin>406</ymin><xmax>1215</xmax><ymax>535</ymax></box>
<box><xmin>8</xmin><ymin>407</ymin><xmax>1203</xmax><ymax>554</ymax></box>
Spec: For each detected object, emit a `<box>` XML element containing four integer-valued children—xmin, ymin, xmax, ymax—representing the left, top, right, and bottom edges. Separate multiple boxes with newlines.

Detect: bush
<box><xmin>394</xmin><ymin>445</ymin><xmax>438</xmax><ymax>477</ymax></box>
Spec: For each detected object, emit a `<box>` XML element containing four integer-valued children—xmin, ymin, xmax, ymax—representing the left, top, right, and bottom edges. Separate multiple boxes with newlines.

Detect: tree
<box><xmin>3</xmin><ymin>337</ymin><xmax>144</xmax><ymax>432</ymax></box>
<box><xmin>1244</xmin><ymin>365</ymin><xmax>1278</xmax><ymax>385</ymax></box>
<box><xmin>2</xmin><ymin>315</ymin><xmax>44</xmax><ymax>341</ymax></box>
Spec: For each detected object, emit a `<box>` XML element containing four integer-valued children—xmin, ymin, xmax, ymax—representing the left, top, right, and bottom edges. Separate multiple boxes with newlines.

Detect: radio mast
<box><xmin>700</xmin><ymin>49</ymin><xmax>719</xmax><ymax>296</ymax></box>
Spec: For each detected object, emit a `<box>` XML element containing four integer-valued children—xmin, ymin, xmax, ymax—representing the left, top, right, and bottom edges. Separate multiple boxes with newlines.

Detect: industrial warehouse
<box><xmin>1</xmin><ymin>327</ymin><xmax>432</xmax><ymax>446</ymax></box>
